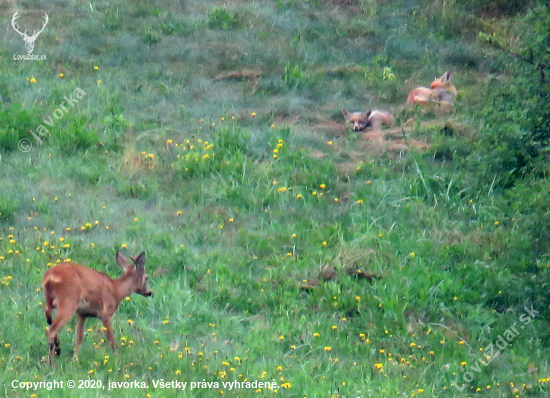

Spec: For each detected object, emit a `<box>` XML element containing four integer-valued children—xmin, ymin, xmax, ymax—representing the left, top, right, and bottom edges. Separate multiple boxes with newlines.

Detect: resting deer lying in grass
<box><xmin>42</xmin><ymin>251</ymin><xmax>152</xmax><ymax>366</ymax></box>
<box><xmin>343</xmin><ymin>109</ymin><xmax>395</xmax><ymax>131</ymax></box>
<box><xmin>407</xmin><ymin>71</ymin><xmax>458</xmax><ymax>107</ymax></box>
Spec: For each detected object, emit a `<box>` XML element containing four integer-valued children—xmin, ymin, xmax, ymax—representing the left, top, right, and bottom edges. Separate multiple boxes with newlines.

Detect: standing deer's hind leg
<box><xmin>46</xmin><ymin>300</ymin><xmax>78</xmax><ymax>365</ymax></box>
<box><xmin>44</xmin><ymin>289</ymin><xmax>61</xmax><ymax>358</ymax></box>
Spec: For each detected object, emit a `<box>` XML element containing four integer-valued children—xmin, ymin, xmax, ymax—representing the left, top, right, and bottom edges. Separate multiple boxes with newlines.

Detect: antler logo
<box><xmin>11</xmin><ymin>11</ymin><xmax>49</xmax><ymax>54</ymax></box>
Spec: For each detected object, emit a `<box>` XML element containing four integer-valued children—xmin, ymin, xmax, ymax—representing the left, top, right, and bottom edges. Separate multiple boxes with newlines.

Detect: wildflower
<box><xmin>324</xmin><ymin>346</ymin><xmax>331</xmax><ymax>351</ymax></box>
<box><xmin>251</xmin><ymin>112</ymin><xmax>256</xmax><ymax>117</ymax></box>
<box><xmin>94</xmin><ymin>66</ymin><xmax>99</xmax><ymax>71</ymax></box>
<box><xmin>30</xmin><ymin>78</ymin><xmax>37</xmax><ymax>83</ymax></box>
<box><xmin>59</xmin><ymin>73</ymin><xmax>64</xmax><ymax>78</ymax></box>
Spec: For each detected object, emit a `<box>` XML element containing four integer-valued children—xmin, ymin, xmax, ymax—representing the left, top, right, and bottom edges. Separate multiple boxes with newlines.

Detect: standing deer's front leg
<box><xmin>74</xmin><ymin>315</ymin><xmax>86</xmax><ymax>359</ymax></box>
<box><xmin>102</xmin><ymin>316</ymin><xmax>117</xmax><ymax>352</ymax></box>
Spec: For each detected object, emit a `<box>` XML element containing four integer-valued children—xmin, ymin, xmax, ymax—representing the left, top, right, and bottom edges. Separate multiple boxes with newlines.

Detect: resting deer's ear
<box><xmin>440</xmin><ymin>71</ymin><xmax>451</xmax><ymax>83</ymax></box>
<box><xmin>342</xmin><ymin>109</ymin><xmax>351</xmax><ymax>119</ymax></box>
<box><xmin>364</xmin><ymin>110</ymin><xmax>372</xmax><ymax>118</ymax></box>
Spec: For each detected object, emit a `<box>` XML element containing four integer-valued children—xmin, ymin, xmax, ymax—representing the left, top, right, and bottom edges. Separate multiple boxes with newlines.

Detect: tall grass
<box><xmin>0</xmin><ymin>0</ymin><xmax>549</xmax><ymax>397</ymax></box>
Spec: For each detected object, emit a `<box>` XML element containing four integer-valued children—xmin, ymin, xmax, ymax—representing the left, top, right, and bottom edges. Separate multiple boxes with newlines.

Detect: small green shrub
<box><xmin>50</xmin><ymin>115</ymin><xmax>99</xmax><ymax>152</ymax></box>
<box><xmin>174</xmin><ymin>127</ymin><xmax>251</xmax><ymax>179</ymax></box>
<box><xmin>0</xmin><ymin>103</ymin><xmax>36</xmax><ymax>152</ymax></box>
<box><xmin>0</xmin><ymin>196</ymin><xmax>17</xmax><ymax>222</ymax></box>
<box><xmin>283</xmin><ymin>62</ymin><xmax>316</xmax><ymax>90</ymax></box>
<box><xmin>207</xmin><ymin>8</ymin><xmax>240</xmax><ymax>30</ymax></box>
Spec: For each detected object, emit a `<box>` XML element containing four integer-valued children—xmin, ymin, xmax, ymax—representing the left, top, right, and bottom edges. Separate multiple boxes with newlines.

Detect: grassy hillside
<box><xmin>1</xmin><ymin>0</ymin><xmax>549</xmax><ymax>397</ymax></box>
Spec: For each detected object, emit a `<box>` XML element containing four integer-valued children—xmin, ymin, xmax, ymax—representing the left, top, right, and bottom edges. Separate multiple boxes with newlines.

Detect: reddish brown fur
<box><xmin>343</xmin><ymin>109</ymin><xmax>394</xmax><ymax>131</ymax></box>
<box><xmin>407</xmin><ymin>72</ymin><xmax>457</xmax><ymax>106</ymax></box>
<box><xmin>43</xmin><ymin>251</ymin><xmax>151</xmax><ymax>366</ymax></box>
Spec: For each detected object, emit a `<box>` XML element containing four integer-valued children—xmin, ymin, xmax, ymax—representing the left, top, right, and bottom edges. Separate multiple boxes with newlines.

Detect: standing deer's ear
<box><xmin>133</xmin><ymin>252</ymin><xmax>146</xmax><ymax>270</ymax></box>
<box><xmin>116</xmin><ymin>251</ymin><xmax>132</xmax><ymax>272</ymax></box>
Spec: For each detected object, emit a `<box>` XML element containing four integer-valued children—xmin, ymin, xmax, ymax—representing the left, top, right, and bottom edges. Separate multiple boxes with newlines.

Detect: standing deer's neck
<box><xmin>113</xmin><ymin>272</ymin><xmax>137</xmax><ymax>302</ymax></box>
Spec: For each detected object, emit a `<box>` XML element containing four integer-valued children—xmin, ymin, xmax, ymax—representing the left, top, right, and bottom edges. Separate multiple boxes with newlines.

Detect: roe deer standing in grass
<box><xmin>42</xmin><ymin>251</ymin><xmax>152</xmax><ymax>366</ymax></box>
<box><xmin>407</xmin><ymin>71</ymin><xmax>458</xmax><ymax>106</ymax></box>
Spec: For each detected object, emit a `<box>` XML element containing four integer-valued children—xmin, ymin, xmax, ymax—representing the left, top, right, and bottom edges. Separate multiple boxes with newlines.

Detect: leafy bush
<box><xmin>475</xmin><ymin>5</ymin><xmax>550</xmax><ymax>184</ymax></box>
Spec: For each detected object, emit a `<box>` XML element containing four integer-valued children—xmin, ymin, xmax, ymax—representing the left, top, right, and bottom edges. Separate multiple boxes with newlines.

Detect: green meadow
<box><xmin>1</xmin><ymin>0</ymin><xmax>549</xmax><ymax>396</ymax></box>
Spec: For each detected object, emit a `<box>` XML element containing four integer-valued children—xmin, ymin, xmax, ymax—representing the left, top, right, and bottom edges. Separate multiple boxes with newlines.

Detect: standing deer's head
<box><xmin>11</xmin><ymin>11</ymin><xmax>49</xmax><ymax>54</ymax></box>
